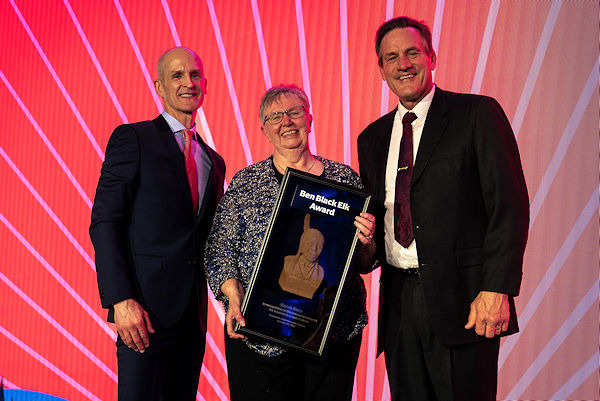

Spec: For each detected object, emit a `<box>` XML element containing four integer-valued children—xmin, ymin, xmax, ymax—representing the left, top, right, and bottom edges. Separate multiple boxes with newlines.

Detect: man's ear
<box><xmin>379</xmin><ymin>64</ymin><xmax>387</xmax><ymax>81</ymax></box>
<box><xmin>154</xmin><ymin>80</ymin><xmax>163</xmax><ymax>97</ymax></box>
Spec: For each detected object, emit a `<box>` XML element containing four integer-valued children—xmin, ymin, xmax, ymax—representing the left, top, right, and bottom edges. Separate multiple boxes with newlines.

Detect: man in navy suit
<box><xmin>90</xmin><ymin>47</ymin><xmax>225</xmax><ymax>400</ymax></box>
<box><xmin>357</xmin><ymin>17</ymin><xmax>529</xmax><ymax>401</ymax></box>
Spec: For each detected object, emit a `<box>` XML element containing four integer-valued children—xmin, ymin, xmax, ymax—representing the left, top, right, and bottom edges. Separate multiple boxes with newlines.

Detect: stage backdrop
<box><xmin>0</xmin><ymin>0</ymin><xmax>598</xmax><ymax>400</ymax></box>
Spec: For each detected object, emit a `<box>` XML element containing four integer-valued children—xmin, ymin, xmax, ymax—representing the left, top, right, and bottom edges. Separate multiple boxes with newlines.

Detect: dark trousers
<box><xmin>225</xmin><ymin>329</ymin><xmax>362</xmax><ymax>401</ymax></box>
<box><xmin>116</xmin><ymin>287</ymin><xmax>205</xmax><ymax>401</ymax></box>
<box><xmin>382</xmin><ymin>270</ymin><xmax>500</xmax><ymax>401</ymax></box>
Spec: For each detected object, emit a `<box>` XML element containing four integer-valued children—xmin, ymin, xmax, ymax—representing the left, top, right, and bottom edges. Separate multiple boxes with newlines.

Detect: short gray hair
<box><xmin>259</xmin><ymin>84</ymin><xmax>310</xmax><ymax>123</ymax></box>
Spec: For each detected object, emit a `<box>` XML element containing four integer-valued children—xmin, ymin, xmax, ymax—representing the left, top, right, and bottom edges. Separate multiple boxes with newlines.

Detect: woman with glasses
<box><xmin>205</xmin><ymin>84</ymin><xmax>377</xmax><ymax>401</ymax></box>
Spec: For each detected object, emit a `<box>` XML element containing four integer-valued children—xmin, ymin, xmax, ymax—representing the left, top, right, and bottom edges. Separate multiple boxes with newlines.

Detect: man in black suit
<box><xmin>90</xmin><ymin>47</ymin><xmax>225</xmax><ymax>400</ymax></box>
<box><xmin>357</xmin><ymin>17</ymin><xmax>529</xmax><ymax>401</ymax></box>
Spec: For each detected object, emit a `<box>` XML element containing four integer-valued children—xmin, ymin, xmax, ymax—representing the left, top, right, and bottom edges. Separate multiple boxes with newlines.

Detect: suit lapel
<box><xmin>412</xmin><ymin>89</ymin><xmax>449</xmax><ymax>186</ymax></box>
<box><xmin>196</xmin><ymin>137</ymin><xmax>216</xmax><ymax>221</ymax></box>
<box><xmin>373</xmin><ymin>109</ymin><xmax>397</xmax><ymax>200</ymax></box>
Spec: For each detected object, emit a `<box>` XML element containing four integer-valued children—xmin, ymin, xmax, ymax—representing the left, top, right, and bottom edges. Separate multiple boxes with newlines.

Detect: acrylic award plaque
<box><xmin>236</xmin><ymin>168</ymin><xmax>371</xmax><ymax>356</ymax></box>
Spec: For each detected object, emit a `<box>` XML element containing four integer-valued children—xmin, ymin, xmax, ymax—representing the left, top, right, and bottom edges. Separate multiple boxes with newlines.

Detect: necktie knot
<box><xmin>182</xmin><ymin>129</ymin><xmax>194</xmax><ymax>146</ymax></box>
<box><xmin>402</xmin><ymin>112</ymin><xmax>417</xmax><ymax>125</ymax></box>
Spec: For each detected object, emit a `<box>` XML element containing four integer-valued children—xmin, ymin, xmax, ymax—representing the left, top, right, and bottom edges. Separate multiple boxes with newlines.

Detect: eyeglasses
<box><xmin>263</xmin><ymin>106</ymin><xmax>307</xmax><ymax>125</ymax></box>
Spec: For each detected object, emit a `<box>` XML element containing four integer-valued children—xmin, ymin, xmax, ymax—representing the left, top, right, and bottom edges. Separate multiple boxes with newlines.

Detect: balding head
<box><xmin>154</xmin><ymin>47</ymin><xmax>207</xmax><ymax>127</ymax></box>
<box><xmin>156</xmin><ymin>47</ymin><xmax>203</xmax><ymax>81</ymax></box>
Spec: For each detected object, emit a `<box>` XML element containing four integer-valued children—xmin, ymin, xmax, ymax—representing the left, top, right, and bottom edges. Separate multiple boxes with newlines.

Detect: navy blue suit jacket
<box><xmin>357</xmin><ymin>88</ymin><xmax>529</xmax><ymax>351</ymax></box>
<box><xmin>90</xmin><ymin>115</ymin><xmax>225</xmax><ymax>329</ymax></box>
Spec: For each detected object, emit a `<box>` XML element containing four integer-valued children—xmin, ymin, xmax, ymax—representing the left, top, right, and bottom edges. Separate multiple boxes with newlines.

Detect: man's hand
<box><xmin>220</xmin><ymin>278</ymin><xmax>247</xmax><ymax>340</ymax></box>
<box><xmin>464</xmin><ymin>291</ymin><xmax>509</xmax><ymax>338</ymax></box>
<box><xmin>113</xmin><ymin>298</ymin><xmax>155</xmax><ymax>352</ymax></box>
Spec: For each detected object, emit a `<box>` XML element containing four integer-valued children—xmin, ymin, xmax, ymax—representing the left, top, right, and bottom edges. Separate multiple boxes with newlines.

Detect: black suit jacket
<box><xmin>357</xmin><ymin>88</ymin><xmax>529</xmax><ymax>351</ymax></box>
<box><xmin>90</xmin><ymin>115</ymin><xmax>225</xmax><ymax>329</ymax></box>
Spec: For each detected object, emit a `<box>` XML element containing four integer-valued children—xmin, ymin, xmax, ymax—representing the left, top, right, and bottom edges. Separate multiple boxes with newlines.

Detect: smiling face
<box><xmin>154</xmin><ymin>48</ymin><xmax>207</xmax><ymax>125</ymax></box>
<box><xmin>261</xmin><ymin>93</ymin><xmax>312</xmax><ymax>156</ymax></box>
<box><xmin>378</xmin><ymin>27</ymin><xmax>436</xmax><ymax>110</ymax></box>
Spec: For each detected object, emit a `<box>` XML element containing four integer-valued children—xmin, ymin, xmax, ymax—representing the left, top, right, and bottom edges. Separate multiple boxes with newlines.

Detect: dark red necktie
<box><xmin>182</xmin><ymin>129</ymin><xmax>199</xmax><ymax>213</ymax></box>
<box><xmin>394</xmin><ymin>112</ymin><xmax>417</xmax><ymax>247</ymax></box>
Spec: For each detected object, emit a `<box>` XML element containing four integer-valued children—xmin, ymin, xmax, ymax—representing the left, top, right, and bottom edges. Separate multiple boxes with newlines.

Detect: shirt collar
<box><xmin>397</xmin><ymin>85</ymin><xmax>436</xmax><ymax>120</ymax></box>
<box><xmin>161</xmin><ymin>110</ymin><xmax>196</xmax><ymax>135</ymax></box>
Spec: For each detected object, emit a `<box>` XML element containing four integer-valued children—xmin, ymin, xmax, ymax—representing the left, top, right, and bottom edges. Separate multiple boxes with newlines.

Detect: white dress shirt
<box><xmin>383</xmin><ymin>86</ymin><xmax>436</xmax><ymax>269</ymax></box>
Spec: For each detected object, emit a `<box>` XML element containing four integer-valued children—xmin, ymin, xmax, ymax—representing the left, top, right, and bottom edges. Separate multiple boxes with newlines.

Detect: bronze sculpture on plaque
<box><xmin>278</xmin><ymin>214</ymin><xmax>325</xmax><ymax>298</ymax></box>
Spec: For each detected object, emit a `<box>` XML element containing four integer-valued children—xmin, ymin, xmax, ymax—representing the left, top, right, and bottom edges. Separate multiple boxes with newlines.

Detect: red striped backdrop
<box><xmin>0</xmin><ymin>1</ymin><xmax>597</xmax><ymax>400</ymax></box>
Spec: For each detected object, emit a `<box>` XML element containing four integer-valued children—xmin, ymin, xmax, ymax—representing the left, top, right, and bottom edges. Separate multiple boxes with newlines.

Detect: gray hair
<box><xmin>258</xmin><ymin>84</ymin><xmax>310</xmax><ymax>123</ymax></box>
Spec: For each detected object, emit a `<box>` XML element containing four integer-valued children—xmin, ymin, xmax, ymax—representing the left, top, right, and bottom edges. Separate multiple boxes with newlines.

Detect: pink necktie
<box><xmin>394</xmin><ymin>112</ymin><xmax>417</xmax><ymax>247</ymax></box>
<box><xmin>182</xmin><ymin>129</ymin><xmax>199</xmax><ymax>213</ymax></box>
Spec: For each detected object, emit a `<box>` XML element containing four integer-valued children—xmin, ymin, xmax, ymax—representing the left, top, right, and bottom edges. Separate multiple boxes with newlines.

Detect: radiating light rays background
<box><xmin>0</xmin><ymin>0</ymin><xmax>597</xmax><ymax>400</ymax></box>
